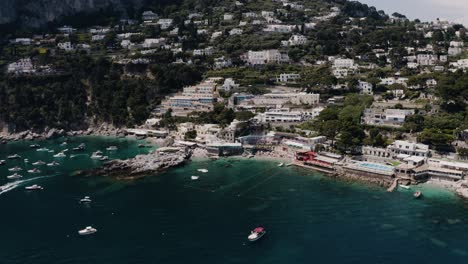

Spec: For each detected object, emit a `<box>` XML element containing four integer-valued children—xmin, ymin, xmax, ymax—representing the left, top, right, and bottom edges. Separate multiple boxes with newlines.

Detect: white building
<box><xmin>448</xmin><ymin>47</ymin><xmax>462</xmax><ymax>56</ymax></box>
<box><xmin>358</xmin><ymin>81</ymin><xmax>373</xmax><ymax>95</ymax></box>
<box><xmin>7</xmin><ymin>58</ymin><xmax>35</xmax><ymax>74</ymax></box>
<box><xmin>362</xmin><ymin>109</ymin><xmax>415</xmax><ymax>127</ymax></box>
<box><xmin>263</xmin><ymin>24</ymin><xmax>298</xmax><ymax>33</ymax></box>
<box><xmin>333</xmin><ymin>58</ymin><xmax>355</xmax><ymax>68</ymax></box>
<box><xmin>157</xmin><ymin>19</ymin><xmax>173</xmax><ymax>29</ymax></box>
<box><xmin>245</xmin><ymin>50</ymin><xmax>289</xmax><ymax>65</ymax></box>
<box><xmin>142</xmin><ymin>11</ymin><xmax>158</xmax><ymax>21</ymax></box>
<box><xmin>229</xmin><ymin>28</ymin><xmax>243</xmax><ymax>35</ymax></box>
<box><xmin>388</xmin><ymin>140</ymin><xmax>430</xmax><ymax>158</ymax></box>
<box><xmin>57</xmin><ymin>42</ymin><xmax>74</xmax><ymax>51</ymax></box>
<box><xmin>288</xmin><ymin>34</ymin><xmax>307</xmax><ymax>46</ymax></box>
<box><xmin>417</xmin><ymin>54</ymin><xmax>438</xmax><ymax>66</ymax></box>
<box><xmin>255</xmin><ymin>108</ymin><xmax>305</xmax><ymax>123</ymax></box>
<box><xmin>277</xmin><ymin>73</ymin><xmax>301</xmax><ymax>83</ymax></box>
<box><xmin>224</xmin><ymin>13</ymin><xmax>234</xmax><ymax>21</ymax></box>
<box><xmin>57</xmin><ymin>25</ymin><xmax>76</xmax><ymax>34</ymax></box>
<box><xmin>221</xmin><ymin>78</ymin><xmax>240</xmax><ymax>91</ymax></box>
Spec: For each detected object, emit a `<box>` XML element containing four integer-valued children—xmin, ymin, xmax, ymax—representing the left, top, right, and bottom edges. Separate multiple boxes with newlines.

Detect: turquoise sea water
<box><xmin>1</xmin><ymin>138</ymin><xmax>468</xmax><ymax>263</ymax></box>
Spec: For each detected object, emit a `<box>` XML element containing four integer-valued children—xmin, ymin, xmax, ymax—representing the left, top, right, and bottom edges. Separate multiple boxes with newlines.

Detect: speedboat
<box><xmin>99</xmin><ymin>156</ymin><xmax>109</xmax><ymax>161</ymax></box>
<box><xmin>399</xmin><ymin>184</ymin><xmax>411</xmax><ymax>190</ymax></box>
<box><xmin>73</xmin><ymin>143</ymin><xmax>86</xmax><ymax>151</ymax></box>
<box><xmin>36</xmin><ymin>148</ymin><xmax>50</xmax><ymax>152</ymax></box>
<box><xmin>191</xmin><ymin>175</ymin><xmax>200</xmax><ymax>180</ymax></box>
<box><xmin>25</xmin><ymin>184</ymin><xmax>43</xmax><ymax>190</ymax></box>
<box><xmin>32</xmin><ymin>160</ymin><xmax>46</xmax><ymax>166</ymax></box>
<box><xmin>7</xmin><ymin>154</ymin><xmax>21</xmax><ymax>159</ymax></box>
<box><xmin>8</xmin><ymin>166</ymin><xmax>22</xmax><ymax>172</ymax></box>
<box><xmin>91</xmin><ymin>152</ymin><xmax>103</xmax><ymax>159</ymax></box>
<box><xmin>248</xmin><ymin>227</ymin><xmax>266</xmax><ymax>242</ymax></box>
<box><xmin>80</xmin><ymin>196</ymin><xmax>92</xmax><ymax>203</ymax></box>
<box><xmin>53</xmin><ymin>152</ymin><xmax>66</xmax><ymax>158</ymax></box>
<box><xmin>78</xmin><ymin>226</ymin><xmax>97</xmax><ymax>235</ymax></box>
<box><xmin>278</xmin><ymin>163</ymin><xmax>284</xmax><ymax>167</ymax></box>
<box><xmin>29</xmin><ymin>144</ymin><xmax>40</xmax><ymax>149</ymax></box>
<box><xmin>28</xmin><ymin>168</ymin><xmax>41</xmax><ymax>174</ymax></box>
<box><xmin>7</xmin><ymin>173</ymin><xmax>22</xmax><ymax>179</ymax></box>
<box><xmin>414</xmin><ymin>191</ymin><xmax>422</xmax><ymax>199</ymax></box>
<box><xmin>106</xmin><ymin>146</ymin><xmax>118</xmax><ymax>151</ymax></box>
<box><xmin>47</xmin><ymin>161</ymin><xmax>60</xmax><ymax>167</ymax></box>
<box><xmin>197</xmin><ymin>169</ymin><xmax>209</xmax><ymax>173</ymax></box>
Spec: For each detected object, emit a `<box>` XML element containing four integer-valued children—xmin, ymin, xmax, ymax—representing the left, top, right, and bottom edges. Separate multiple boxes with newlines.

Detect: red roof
<box><xmin>253</xmin><ymin>227</ymin><xmax>264</xmax><ymax>233</ymax></box>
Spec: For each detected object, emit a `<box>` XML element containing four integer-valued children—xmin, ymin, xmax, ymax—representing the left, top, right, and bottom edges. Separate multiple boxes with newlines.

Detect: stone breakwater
<box><xmin>77</xmin><ymin>147</ymin><xmax>192</xmax><ymax>180</ymax></box>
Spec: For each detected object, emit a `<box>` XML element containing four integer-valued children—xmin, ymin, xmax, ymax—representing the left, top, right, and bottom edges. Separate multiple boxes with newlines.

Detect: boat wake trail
<box><xmin>0</xmin><ymin>175</ymin><xmax>56</xmax><ymax>196</ymax></box>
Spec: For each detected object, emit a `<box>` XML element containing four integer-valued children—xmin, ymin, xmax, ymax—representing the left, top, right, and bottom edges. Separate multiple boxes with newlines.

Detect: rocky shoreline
<box><xmin>76</xmin><ymin>147</ymin><xmax>192</xmax><ymax>180</ymax></box>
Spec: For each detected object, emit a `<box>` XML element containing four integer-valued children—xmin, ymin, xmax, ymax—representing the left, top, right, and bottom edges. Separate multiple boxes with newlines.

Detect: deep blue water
<box><xmin>1</xmin><ymin>138</ymin><xmax>468</xmax><ymax>263</ymax></box>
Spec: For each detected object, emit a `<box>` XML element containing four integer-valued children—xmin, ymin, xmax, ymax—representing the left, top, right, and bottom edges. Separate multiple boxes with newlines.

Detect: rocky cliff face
<box><xmin>0</xmin><ymin>0</ymin><xmax>146</xmax><ymax>27</ymax></box>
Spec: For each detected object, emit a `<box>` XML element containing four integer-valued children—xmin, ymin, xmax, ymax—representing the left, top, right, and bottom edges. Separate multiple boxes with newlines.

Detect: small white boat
<box><xmin>28</xmin><ymin>168</ymin><xmax>41</xmax><ymax>174</ymax></box>
<box><xmin>248</xmin><ymin>227</ymin><xmax>266</xmax><ymax>242</ymax></box>
<box><xmin>278</xmin><ymin>163</ymin><xmax>284</xmax><ymax>167</ymax></box>
<box><xmin>25</xmin><ymin>184</ymin><xmax>43</xmax><ymax>190</ymax></box>
<box><xmin>53</xmin><ymin>152</ymin><xmax>66</xmax><ymax>158</ymax></box>
<box><xmin>73</xmin><ymin>143</ymin><xmax>86</xmax><ymax>151</ymax></box>
<box><xmin>32</xmin><ymin>160</ymin><xmax>46</xmax><ymax>166</ymax></box>
<box><xmin>7</xmin><ymin>173</ymin><xmax>22</xmax><ymax>179</ymax></box>
<box><xmin>99</xmin><ymin>156</ymin><xmax>109</xmax><ymax>161</ymax></box>
<box><xmin>24</xmin><ymin>159</ymin><xmax>29</xmax><ymax>163</ymax></box>
<box><xmin>399</xmin><ymin>184</ymin><xmax>411</xmax><ymax>190</ymax></box>
<box><xmin>91</xmin><ymin>152</ymin><xmax>103</xmax><ymax>159</ymax></box>
<box><xmin>80</xmin><ymin>196</ymin><xmax>92</xmax><ymax>203</ymax></box>
<box><xmin>106</xmin><ymin>146</ymin><xmax>118</xmax><ymax>151</ymax></box>
<box><xmin>197</xmin><ymin>169</ymin><xmax>209</xmax><ymax>173</ymax></box>
<box><xmin>29</xmin><ymin>144</ymin><xmax>40</xmax><ymax>149</ymax></box>
<box><xmin>60</xmin><ymin>142</ymin><xmax>68</xmax><ymax>146</ymax></box>
<box><xmin>414</xmin><ymin>191</ymin><xmax>423</xmax><ymax>199</ymax></box>
<box><xmin>47</xmin><ymin>161</ymin><xmax>60</xmax><ymax>167</ymax></box>
<box><xmin>48</xmin><ymin>150</ymin><xmax>54</xmax><ymax>153</ymax></box>
<box><xmin>8</xmin><ymin>166</ymin><xmax>22</xmax><ymax>172</ymax></box>
<box><xmin>191</xmin><ymin>175</ymin><xmax>200</xmax><ymax>180</ymax></box>
<box><xmin>78</xmin><ymin>226</ymin><xmax>97</xmax><ymax>235</ymax></box>
<box><xmin>0</xmin><ymin>160</ymin><xmax>5</xmax><ymax>165</ymax></box>
<box><xmin>7</xmin><ymin>154</ymin><xmax>21</xmax><ymax>159</ymax></box>
<box><xmin>36</xmin><ymin>148</ymin><xmax>49</xmax><ymax>152</ymax></box>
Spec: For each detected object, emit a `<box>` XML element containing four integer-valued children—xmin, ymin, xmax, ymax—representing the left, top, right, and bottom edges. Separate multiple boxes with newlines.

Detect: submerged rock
<box><xmin>77</xmin><ymin>147</ymin><xmax>192</xmax><ymax>180</ymax></box>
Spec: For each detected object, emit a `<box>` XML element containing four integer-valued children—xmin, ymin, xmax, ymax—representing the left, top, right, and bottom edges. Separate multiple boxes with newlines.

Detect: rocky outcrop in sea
<box><xmin>76</xmin><ymin>147</ymin><xmax>192</xmax><ymax>180</ymax></box>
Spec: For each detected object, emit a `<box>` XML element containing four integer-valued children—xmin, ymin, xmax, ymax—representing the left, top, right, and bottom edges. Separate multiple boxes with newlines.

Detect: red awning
<box><xmin>254</xmin><ymin>227</ymin><xmax>264</xmax><ymax>233</ymax></box>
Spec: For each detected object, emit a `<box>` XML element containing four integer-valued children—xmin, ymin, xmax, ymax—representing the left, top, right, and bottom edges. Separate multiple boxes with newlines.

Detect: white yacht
<box><xmin>78</xmin><ymin>226</ymin><xmax>97</xmax><ymax>235</ymax></box>
<box><xmin>191</xmin><ymin>175</ymin><xmax>200</xmax><ymax>180</ymax></box>
<box><xmin>8</xmin><ymin>166</ymin><xmax>22</xmax><ymax>172</ymax></box>
<box><xmin>248</xmin><ymin>227</ymin><xmax>266</xmax><ymax>242</ymax></box>
<box><xmin>47</xmin><ymin>161</ymin><xmax>60</xmax><ymax>167</ymax></box>
<box><xmin>53</xmin><ymin>152</ymin><xmax>66</xmax><ymax>158</ymax></box>
<box><xmin>80</xmin><ymin>196</ymin><xmax>92</xmax><ymax>203</ymax></box>
<box><xmin>36</xmin><ymin>148</ymin><xmax>49</xmax><ymax>152</ymax></box>
<box><xmin>25</xmin><ymin>184</ymin><xmax>43</xmax><ymax>190</ymax></box>
<box><xmin>32</xmin><ymin>160</ymin><xmax>46</xmax><ymax>166</ymax></box>
<box><xmin>91</xmin><ymin>151</ymin><xmax>103</xmax><ymax>159</ymax></box>
<box><xmin>106</xmin><ymin>146</ymin><xmax>118</xmax><ymax>151</ymax></box>
<box><xmin>197</xmin><ymin>169</ymin><xmax>209</xmax><ymax>173</ymax></box>
<box><xmin>7</xmin><ymin>173</ymin><xmax>22</xmax><ymax>179</ymax></box>
<box><xmin>7</xmin><ymin>154</ymin><xmax>21</xmax><ymax>159</ymax></box>
<box><xmin>27</xmin><ymin>168</ymin><xmax>41</xmax><ymax>174</ymax></box>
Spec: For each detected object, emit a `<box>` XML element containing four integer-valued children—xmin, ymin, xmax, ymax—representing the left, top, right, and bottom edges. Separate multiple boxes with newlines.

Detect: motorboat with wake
<box><xmin>80</xmin><ymin>196</ymin><xmax>92</xmax><ymax>203</ymax></box>
<box><xmin>25</xmin><ymin>184</ymin><xmax>43</xmax><ymax>190</ymax></box>
<box><xmin>248</xmin><ymin>227</ymin><xmax>266</xmax><ymax>242</ymax></box>
<box><xmin>7</xmin><ymin>173</ymin><xmax>22</xmax><ymax>180</ymax></box>
<box><xmin>8</xmin><ymin>166</ymin><xmax>22</xmax><ymax>172</ymax></box>
<box><xmin>78</xmin><ymin>226</ymin><xmax>97</xmax><ymax>235</ymax></box>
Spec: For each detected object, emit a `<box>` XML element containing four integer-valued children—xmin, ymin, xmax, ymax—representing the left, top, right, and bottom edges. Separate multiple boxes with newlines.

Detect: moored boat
<box><xmin>78</xmin><ymin>226</ymin><xmax>97</xmax><ymax>235</ymax></box>
<box><xmin>399</xmin><ymin>184</ymin><xmax>411</xmax><ymax>190</ymax></box>
<box><xmin>248</xmin><ymin>227</ymin><xmax>266</xmax><ymax>242</ymax></box>
<box><xmin>278</xmin><ymin>163</ymin><xmax>284</xmax><ymax>167</ymax></box>
<box><xmin>414</xmin><ymin>191</ymin><xmax>422</xmax><ymax>199</ymax></box>
<box><xmin>0</xmin><ymin>160</ymin><xmax>5</xmax><ymax>165</ymax></box>
<box><xmin>7</xmin><ymin>154</ymin><xmax>21</xmax><ymax>160</ymax></box>
<box><xmin>36</xmin><ymin>148</ymin><xmax>50</xmax><ymax>152</ymax></box>
<box><xmin>47</xmin><ymin>161</ymin><xmax>60</xmax><ymax>167</ymax></box>
<box><xmin>7</xmin><ymin>173</ymin><xmax>22</xmax><ymax>179</ymax></box>
<box><xmin>8</xmin><ymin>166</ymin><xmax>22</xmax><ymax>172</ymax></box>
<box><xmin>197</xmin><ymin>169</ymin><xmax>209</xmax><ymax>173</ymax></box>
<box><xmin>29</xmin><ymin>144</ymin><xmax>40</xmax><ymax>149</ymax></box>
<box><xmin>91</xmin><ymin>151</ymin><xmax>103</xmax><ymax>159</ymax></box>
<box><xmin>27</xmin><ymin>168</ymin><xmax>41</xmax><ymax>174</ymax></box>
<box><xmin>99</xmin><ymin>156</ymin><xmax>109</xmax><ymax>161</ymax></box>
<box><xmin>106</xmin><ymin>146</ymin><xmax>118</xmax><ymax>151</ymax></box>
<box><xmin>25</xmin><ymin>184</ymin><xmax>43</xmax><ymax>190</ymax></box>
<box><xmin>53</xmin><ymin>152</ymin><xmax>67</xmax><ymax>158</ymax></box>
<box><xmin>191</xmin><ymin>175</ymin><xmax>200</xmax><ymax>180</ymax></box>
<box><xmin>32</xmin><ymin>160</ymin><xmax>46</xmax><ymax>166</ymax></box>
<box><xmin>73</xmin><ymin>143</ymin><xmax>86</xmax><ymax>151</ymax></box>
<box><xmin>80</xmin><ymin>196</ymin><xmax>92</xmax><ymax>203</ymax></box>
